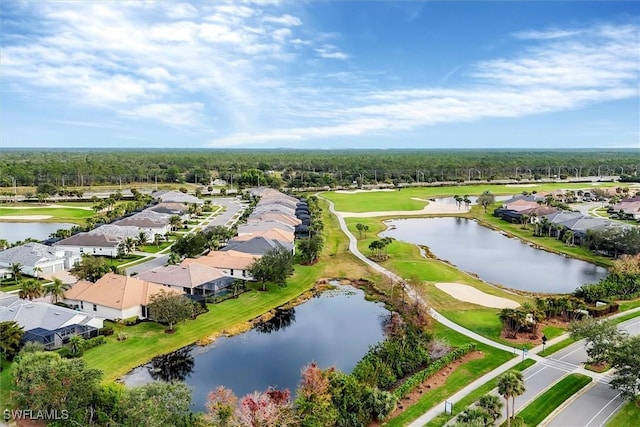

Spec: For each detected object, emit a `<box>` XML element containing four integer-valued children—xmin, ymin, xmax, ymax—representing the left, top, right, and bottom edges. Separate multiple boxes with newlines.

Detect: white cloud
<box><xmin>315</xmin><ymin>45</ymin><xmax>349</xmax><ymax>59</ymax></box>
<box><xmin>121</xmin><ymin>102</ymin><xmax>205</xmax><ymax>127</ymax></box>
<box><xmin>166</xmin><ymin>3</ymin><xmax>199</xmax><ymax>19</ymax></box>
<box><xmin>262</xmin><ymin>14</ymin><xmax>302</xmax><ymax>27</ymax></box>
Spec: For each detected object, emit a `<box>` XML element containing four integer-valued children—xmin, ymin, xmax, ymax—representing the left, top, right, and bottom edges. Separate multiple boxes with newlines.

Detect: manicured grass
<box><xmin>518</xmin><ymin>373</ymin><xmax>592</xmax><ymax>427</ymax></box>
<box><xmin>619</xmin><ymin>299</ymin><xmax>640</xmax><ymax>312</ymax></box>
<box><xmin>84</xmin><ymin>198</ymin><xmax>381</xmax><ymax>383</ymax></box>
<box><xmin>606</xmin><ymin>400</ymin><xmax>640</xmax><ymax>427</ymax></box>
<box><xmin>384</xmin><ymin>321</ymin><xmax>516</xmax><ymax>427</ymax></box>
<box><xmin>0</xmin><ymin>359</ymin><xmax>15</xmax><ymax>410</ymax></box>
<box><xmin>0</xmin><ymin>206</ymin><xmax>94</xmax><ymax>224</ymax></box>
<box><xmin>138</xmin><ymin>242</ymin><xmax>173</xmax><ymax>253</ymax></box>
<box><xmin>425</xmin><ymin>359</ymin><xmax>536</xmax><ymax>427</ymax></box>
<box><xmin>539</xmin><ymin>336</ymin><xmax>577</xmax><ymax>357</ymax></box>
<box><xmin>542</xmin><ymin>325</ymin><xmax>565</xmax><ymax>340</ymax></box>
<box><xmin>322</xmin><ymin>182</ymin><xmax>625</xmax><ymax>213</ymax></box>
<box><xmin>613</xmin><ymin>310</ymin><xmax>640</xmax><ymax>324</ymax></box>
<box><xmin>344</xmin><ymin>216</ymin><xmax>533</xmax><ymax>347</ymax></box>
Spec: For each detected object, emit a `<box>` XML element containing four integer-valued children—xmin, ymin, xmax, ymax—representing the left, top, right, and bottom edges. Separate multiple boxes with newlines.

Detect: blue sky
<box><xmin>1</xmin><ymin>1</ymin><xmax>638</xmax><ymax>149</ymax></box>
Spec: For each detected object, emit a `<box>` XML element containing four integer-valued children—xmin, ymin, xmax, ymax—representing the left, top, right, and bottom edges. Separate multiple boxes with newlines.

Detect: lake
<box><xmin>0</xmin><ymin>222</ymin><xmax>75</xmax><ymax>244</ymax></box>
<box><xmin>122</xmin><ymin>285</ymin><xmax>388</xmax><ymax>412</ymax></box>
<box><xmin>381</xmin><ymin>217</ymin><xmax>607</xmax><ymax>293</ymax></box>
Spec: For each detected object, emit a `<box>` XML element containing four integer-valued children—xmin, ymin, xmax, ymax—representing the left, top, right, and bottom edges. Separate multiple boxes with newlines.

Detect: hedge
<box><xmin>392</xmin><ymin>343</ymin><xmax>477</xmax><ymax>399</ymax></box>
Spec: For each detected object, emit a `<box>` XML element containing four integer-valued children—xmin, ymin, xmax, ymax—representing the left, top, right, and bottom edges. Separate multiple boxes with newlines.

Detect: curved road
<box><xmin>321</xmin><ymin>195</ymin><xmax>638</xmax><ymax>427</ymax></box>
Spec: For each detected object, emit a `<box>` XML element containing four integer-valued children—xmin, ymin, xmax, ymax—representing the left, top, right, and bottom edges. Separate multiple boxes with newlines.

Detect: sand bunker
<box><xmin>335</xmin><ymin>189</ymin><xmax>396</xmax><ymax>194</ymax></box>
<box><xmin>339</xmin><ymin>201</ymin><xmax>468</xmax><ymax>217</ymax></box>
<box><xmin>435</xmin><ymin>283</ymin><xmax>519</xmax><ymax>309</ymax></box>
<box><xmin>0</xmin><ymin>215</ymin><xmax>53</xmax><ymax>220</ymax></box>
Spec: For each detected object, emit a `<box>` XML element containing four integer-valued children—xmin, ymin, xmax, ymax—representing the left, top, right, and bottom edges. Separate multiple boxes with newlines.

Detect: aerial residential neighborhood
<box><xmin>1</xmin><ymin>1</ymin><xmax>639</xmax><ymax>426</ymax></box>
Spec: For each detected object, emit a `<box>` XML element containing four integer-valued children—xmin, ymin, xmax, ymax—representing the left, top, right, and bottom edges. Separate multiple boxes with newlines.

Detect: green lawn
<box><xmin>0</xmin><ymin>206</ymin><xmax>94</xmax><ymax>224</ymax></box>
<box><xmin>542</xmin><ymin>325</ymin><xmax>565</xmax><ymax>340</ymax></box>
<box><xmin>322</xmin><ymin>182</ymin><xmax>625</xmax><ymax>213</ymax></box>
<box><xmin>619</xmin><ymin>299</ymin><xmax>640</xmax><ymax>311</ymax></box>
<box><xmin>344</xmin><ymin>216</ymin><xmax>534</xmax><ymax>347</ymax></box>
<box><xmin>425</xmin><ymin>359</ymin><xmax>536</xmax><ymax>427</ymax></box>
<box><xmin>518</xmin><ymin>373</ymin><xmax>592</xmax><ymax>426</ymax></box>
<box><xmin>613</xmin><ymin>310</ymin><xmax>640</xmax><ymax>324</ymax></box>
<box><xmin>384</xmin><ymin>322</ymin><xmax>516</xmax><ymax>426</ymax></box>
<box><xmin>606</xmin><ymin>401</ymin><xmax>640</xmax><ymax>427</ymax></box>
<box><xmin>0</xmin><ymin>359</ymin><xmax>15</xmax><ymax>410</ymax></box>
<box><xmin>138</xmin><ymin>242</ymin><xmax>173</xmax><ymax>253</ymax></box>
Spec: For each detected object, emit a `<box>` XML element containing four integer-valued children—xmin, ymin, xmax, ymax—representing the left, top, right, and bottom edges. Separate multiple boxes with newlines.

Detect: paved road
<box><xmin>546</xmin><ymin>379</ymin><xmax>624</xmax><ymax>427</ymax></box>
<box><xmin>542</xmin><ymin>317</ymin><xmax>640</xmax><ymax>427</ymax></box>
<box><xmin>125</xmin><ymin>198</ymin><xmax>246</xmax><ymax>275</ymax></box>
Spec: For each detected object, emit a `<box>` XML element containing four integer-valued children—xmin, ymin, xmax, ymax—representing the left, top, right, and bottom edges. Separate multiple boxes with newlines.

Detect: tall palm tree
<box><xmin>170</xmin><ymin>215</ymin><xmax>183</xmax><ymax>231</ymax></box>
<box><xmin>18</xmin><ymin>279</ymin><xmax>43</xmax><ymax>301</ymax></box>
<box><xmin>498</xmin><ymin>371</ymin><xmax>525</xmax><ymax>427</ymax></box>
<box><xmin>32</xmin><ymin>266</ymin><xmax>43</xmax><ymax>279</ymax></box>
<box><xmin>47</xmin><ymin>278</ymin><xmax>69</xmax><ymax>304</ymax></box>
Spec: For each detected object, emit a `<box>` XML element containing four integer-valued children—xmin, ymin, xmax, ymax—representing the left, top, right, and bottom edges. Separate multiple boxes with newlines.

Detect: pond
<box><xmin>0</xmin><ymin>222</ymin><xmax>75</xmax><ymax>244</ymax></box>
<box><xmin>381</xmin><ymin>217</ymin><xmax>607</xmax><ymax>294</ymax></box>
<box><xmin>122</xmin><ymin>285</ymin><xmax>388</xmax><ymax>412</ymax></box>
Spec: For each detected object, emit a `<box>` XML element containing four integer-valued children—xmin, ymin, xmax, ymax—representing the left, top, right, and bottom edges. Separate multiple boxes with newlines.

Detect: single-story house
<box><xmin>54</xmin><ymin>232</ymin><xmax>121</xmax><ymax>258</ymax></box>
<box><xmin>146</xmin><ymin>202</ymin><xmax>190</xmax><ymax>220</ymax></box>
<box><xmin>182</xmin><ymin>250</ymin><xmax>258</xmax><ymax>280</ymax></box>
<box><xmin>231</xmin><ymin>228</ymin><xmax>295</xmax><ymax>245</ymax></box>
<box><xmin>612</xmin><ymin>199</ymin><xmax>640</xmax><ymax>220</ymax></box>
<box><xmin>237</xmin><ymin>220</ymin><xmax>295</xmax><ymax>236</ymax></box>
<box><xmin>152</xmin><ymin>190</ymin><xmax>203</xmax><ymax>205</ymax></box>
<box><xmin>0</xmin><ymin>297</ymin><xmax>104</xmax><ymax>349</ymax></box>
<box><xmin>223</xmin><ymin>236</ymin><xmax>295</xmax><ymax>256</ymax></box>
<box><xmin>247</xmin><ymin>212</ymin><xmax>301</xmax><ymax>226</ymax></box>
<box><xmin>64</xmin><ymin>273</ymin><xmax>181</xmax><ymax>320</ymax></box>
<box><xmin>90</xmin><ymin>224</ymin><xmax>141</xmax><ymax>240</ymax></box>
<box><xmin>136</xmin><ymin>263</ymin><xmax>235</xmax><ymax>296</ymax></box>
<box><xmin>112</xmin><ymin>215</ymin><xmax>171</xmax><ymax>238</ymax></box>
<box><xmin>0</xmin><ymin>242</ymin><xmax>78</xmax><ymax>277</ymax></box>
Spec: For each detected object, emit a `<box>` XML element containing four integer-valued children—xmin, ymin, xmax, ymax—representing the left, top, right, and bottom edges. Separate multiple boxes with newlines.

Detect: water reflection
<box><xmin>148</xmin><ymin>347</ymin><xmax>195</xmax><ymax>382</ymax></box>
<box><xmin>255</xmin><ymin>308</ymin><xmax>296</xmax><ymax>334</ymax></box>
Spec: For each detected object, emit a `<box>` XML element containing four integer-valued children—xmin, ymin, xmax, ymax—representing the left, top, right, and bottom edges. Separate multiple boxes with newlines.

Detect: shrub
<box><xmin>392</xmin><ymin>343</ymin><xmax>476</xmax><ymax>399</ymax></box>
<box><xmin>83</xmin><ymin>336</ymin><xmax>107</xmax><ymax>350</ymax></box>
<box><xmin>122</xmin><ymin>316</ymin><xmax>139</xmax><ymax>326</ymax></box>
<box><xmin>99</xmin><ymin>326</ymin><xmax>114</xmax><ymax>336</ymax></box>
<box><xmin>117</xmin><ymin>332</ymin><xmax>128</xmax><ymax>342</ymax></box>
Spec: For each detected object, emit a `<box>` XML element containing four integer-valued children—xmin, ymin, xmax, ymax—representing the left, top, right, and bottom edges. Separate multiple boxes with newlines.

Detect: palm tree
<box><xmin>498</xmin><ymin>371</ymin><xmax>525</xmax><ymax>426</ymax></box>
<box><xmin>477</xmin><ymin>393</ymin><xmax>503</xmax><ymax>424</ymax></box>
<box><xmin>69</xmin><ymin>335</ymin><xmax>84</xmax><ymax>356</ymax></box>
<box><xmin>32</xmin><ymin>266</ymin><xmax>43</xmax><ymax>279</ymax></box>
<box><xmin>124</xmin><ymin>237</ymin><xmax>137</xmax><ymax>254</ymax></box>
<box><xmin>137</xmin><ymin>231</ymin><xmax>149</xmax><ymax>247</ymax></box>
<box><xmin>457</xmin><ymin>408</ymin><xmax>488</xmax><ymax>426</ymax></box>
<box><xmin>0</xmin><ymin>239</ymin><xmax>9</xmax><ymax>250</ymax></box>
<box><xmin>47</xmin><ymin>278</ymin><xmax>68</xmax><ymax>304</ymax></box>
<box><xmin>18</xmin><ymin>279</ymin><xmax>43</xmax><ymax>301</ymax></box>
<box><xmin>170</xmin><ymin>215</ymin><xmax>183</xmax><ymax>231</ymax></box>
<box><xmin>10</xmin><ymin>263</ymin><xmax>22</xmax><ymax>284</ymax></box>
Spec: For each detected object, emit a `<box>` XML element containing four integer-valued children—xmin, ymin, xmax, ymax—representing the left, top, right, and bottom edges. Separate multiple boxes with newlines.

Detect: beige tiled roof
<box><xmin>136</xmin><ymin>263</ymin><xmax>229</xmax><ymax>288</ymax></box>
<box><xmin>64</xmin><ymin>273</ymin><xmax>180</xmax><ymax>309</ymax></box>
<box><xmin>248</xmin><ymin>212</ymin><xmax>301</xmax><ymax>226</ymax></box>
<box><xmin>182</xmin><ymin>250</ymin><xmax>258</xmax><ymax>270</ymax></box>
<box><xmin>231</xmin><ymin>228</ymin><xmax>294</xmax><ymax>244</ymax></box>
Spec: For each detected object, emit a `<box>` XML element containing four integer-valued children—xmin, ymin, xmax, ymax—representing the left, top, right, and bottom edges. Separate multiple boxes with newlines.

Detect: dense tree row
<box><xmin>2</xmin><ymin>149</ymin><xmax>638</xmax><ymax>189</ymax></box>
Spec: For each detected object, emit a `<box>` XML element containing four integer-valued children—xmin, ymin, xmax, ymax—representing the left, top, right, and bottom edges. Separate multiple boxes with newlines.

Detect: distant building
<box><xmin>0</xmin><ymin>242</ymin><xmax>78</xmax><ymax>277</ymax></box>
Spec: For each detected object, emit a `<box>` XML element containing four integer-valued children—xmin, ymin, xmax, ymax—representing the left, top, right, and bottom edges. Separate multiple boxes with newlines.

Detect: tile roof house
<box><xmin>147</xmin><ymin>202</ymin><xmax>190</xmax><ymax>219</ymax></box>
<box><xmin>223</xmin><ymin>236</ymin><xmax>295</xmax><ymax>256</ymax></box>
<box><xmin>152</xmin><ymin>190</ymin><xmax>204</xmax><ymax>205</ymax></box>
<box><xmin>64</xmin><ymin>273</ymin><xmax>181</xmax><ymax>320</ymax></box>
<box><xmin>231</xmin><ymin>228</ymin><xmax>295</xmax><ymax>244</ymax></box>
<box><xmin>247</xmin><ymin>212</ymin><xmax>301</xmax><ymax>226</ymax></box>
<box><xmin>612</xmin><ymin>200</ymin><xmax>640</xmax><ymax>220</ymax></box>
<box><xmin>182</xmin><ymin>250</ymin><xmax>258</xmax><ymax>280</ymax></box>
<box><xmin>90</xmin><ymin>224</ymin><xmax>141</xmax><ymax>240</ymax></box>
<box><xmin>237</xmin><ymin>220</ymin><xmax>295</xmax><ymax>236</ymax></box>
<box><xmin>0</xmin><ymin>242</ymin><xmax>77</xmax><ymax>277</ymax></box>
<box><xmin>136</xmin><ymin>263</ymin><xmax>235</xmax><ymax>297</ymax></box>
<box><xmin>0</xmin><ymin>297</ymin><xmax>104</xmax><ymax>349</ymax></box>
<box><xmin>54</xmin><ymin>232</ymin><xmax>121</xmax><ymax>257</ymax></box>
<box><xmin>112</xmin><ymin>215</ymin><xmax>171</xmax><ymax>238</ymax></box>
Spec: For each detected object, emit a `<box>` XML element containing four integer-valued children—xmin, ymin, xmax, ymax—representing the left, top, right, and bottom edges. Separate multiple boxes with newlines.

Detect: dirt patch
<box><xmin>369</xmin><ymin>351</ymin><xmax>485</xmax><ymax>426</ymax></box>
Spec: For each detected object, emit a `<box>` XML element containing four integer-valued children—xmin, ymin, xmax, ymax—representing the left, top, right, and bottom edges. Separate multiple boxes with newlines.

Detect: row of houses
<box><xmin>62</xmin><ymin>189</ymin><xmax>308</xmax><ymax>322</ymax></box>
<box><xmin>52</xmin><ymin>195</ymin><xmax>196</xmax><ymax>257</ymax></box>
<box><xmin>611</xmin><ymin>196</ymin><xmax>640</xmax><ymax>220</ymax></box>
<box><xmin>494</xmin><ymin>195</ymin><xmax>630</xmax><ymax>245</ymax></box>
